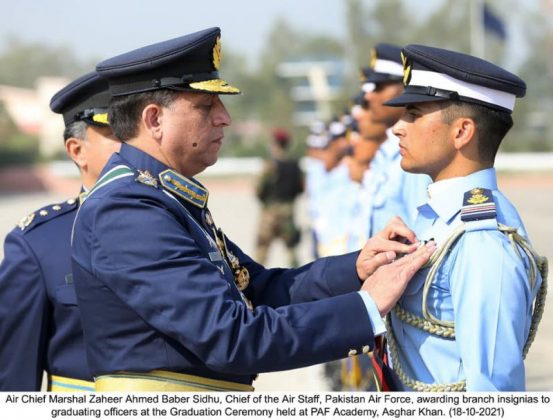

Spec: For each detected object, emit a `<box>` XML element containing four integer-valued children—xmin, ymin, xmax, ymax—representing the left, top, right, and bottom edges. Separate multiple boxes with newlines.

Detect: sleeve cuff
<box><xmin>357</xmin><ymin>291</ymin><xmax>386</xmax><ymax>336</ymax></box>
<box><xmin>323</xmin><ymin>251</ymin><xmax>362</xmax><ymax>296</ymax></box>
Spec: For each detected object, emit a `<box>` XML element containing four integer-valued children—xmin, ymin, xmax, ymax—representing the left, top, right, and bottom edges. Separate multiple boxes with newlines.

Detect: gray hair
<box><xmin>63</xmin><ymin>121</ymin><xmax>87</xmax><ymax>142</ymax></box>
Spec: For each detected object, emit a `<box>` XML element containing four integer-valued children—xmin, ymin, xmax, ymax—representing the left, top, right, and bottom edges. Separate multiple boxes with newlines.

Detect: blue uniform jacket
<box><xmin>0</xmin><ymin>198</ymin><xmax>91</xmax><ymax>391</ymax></box>
<box><xmin>72</xmin><ymin>143</ymin><xmax>376</xmax><ymax>385</ymax></box>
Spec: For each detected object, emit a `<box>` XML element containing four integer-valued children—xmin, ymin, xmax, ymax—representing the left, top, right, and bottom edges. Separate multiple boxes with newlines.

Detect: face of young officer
<box><xmin>364</xmin><ymin>82</ymin><xmax>405</xmax><ymax>127</ymax></box>
<box><xmin>159</xmin><ymin>92</ymin><xmax>231</xmax><ymax>177</ymax></box>
<box><xmin>392</xmin><ymin>101</ymin><xmax>456</xmax><ymax>182</ymax></box>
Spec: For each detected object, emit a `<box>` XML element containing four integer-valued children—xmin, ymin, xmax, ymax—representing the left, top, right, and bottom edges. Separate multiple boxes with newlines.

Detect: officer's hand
<box><xmin>377</xmin><ymin>216</ymin><xmax>418</xmax><ymax>244</ymax></box>
<box><xmin>356</xmin><ymin>217</ymin><xmax>420</xmax><ymax>280</ymax></box>
<box><xmin>360</xmin><ymin>241</ymin><xmax>436</xmax><ymax>317</ymax></box>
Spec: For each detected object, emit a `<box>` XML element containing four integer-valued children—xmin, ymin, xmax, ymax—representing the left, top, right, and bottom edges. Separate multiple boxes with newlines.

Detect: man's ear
<box><xmin>65</xmin><ymin>137</ymin><xmax>86</xmax><ymax>170</ymax></box>
<box><xmin>452</xmin><ymin>117</ymin><xmax>477</xmax><ymax>151</ymax></box>
<box><xmin>142</xmin><ymin>104</ymin><xmax>164</xmax><ymax>141</ymax></box>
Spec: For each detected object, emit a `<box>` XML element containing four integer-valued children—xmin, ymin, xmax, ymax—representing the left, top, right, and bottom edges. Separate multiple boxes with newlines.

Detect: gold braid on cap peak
<box><xmin>189</xmin><ymin>79</ymin><xmax>240</xmax><ymax>94</ymax></box>
<box><xmin>92</xmin><ymin>113</ymin><xmax>109</xmax><ymax>125</ymax></box>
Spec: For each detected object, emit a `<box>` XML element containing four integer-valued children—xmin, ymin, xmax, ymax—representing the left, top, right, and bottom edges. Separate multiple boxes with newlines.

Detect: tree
<box><xmin>0</xmin><ymin>102</ymin><xmax>40</xmax><ymax>167</ymax></box>
<box><xmin>0</xmin><ymin>36</ymin><xmax>96</xmax><ymax>88</ymax></box>
<box><xmin>505</xmin><ymin>1</ymin><xmax>553</xmax><ymax>151</ymax></box>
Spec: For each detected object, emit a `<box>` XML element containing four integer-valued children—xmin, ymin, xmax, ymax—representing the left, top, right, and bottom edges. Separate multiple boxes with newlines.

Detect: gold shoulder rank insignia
<box><xmin>461</xmin><ymin>187</ymin><xmax>496</xmax><ymax>222</ymax></box>
<box><xmin>467</xmin><ymin>188</ymin><xmax>489</xmax><ymax>205</ymax></box>
<box><xmin>17</xmin><ymin>213</ymin><xmax>35</xmax><ymax>230</ymax></box>
<box><xmin>159</xmin><ymin>169</ymin><xmax>208</xmax><ymax>208</ymax></box>
<box><xmin>136</xmin><ymin>170</ymin><xmax>158</xmax><ymax>188</ymax></box>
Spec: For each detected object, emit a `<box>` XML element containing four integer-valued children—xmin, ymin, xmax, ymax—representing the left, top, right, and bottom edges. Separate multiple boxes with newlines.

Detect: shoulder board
<box><xmin>159</xmin><ymin>169</ymin><xmax>208</xmax><ymax>208</ymax></box>
<box><xmin>460</xmin><ymin>187</ymin><xmax>496</xmax><ymax>222</ymax></box>
<box><xmin>17</xmin><ymin>197</ymin><xmax>78</xmax><ymax>233</ymax></box>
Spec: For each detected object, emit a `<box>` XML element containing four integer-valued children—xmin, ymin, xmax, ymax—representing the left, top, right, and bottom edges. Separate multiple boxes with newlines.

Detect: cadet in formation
<box><xmin>337</xmin><ymin>46</ymin><xmax>432</xmax><ymax>392</ymax></box>
<box><xmin>71</xmin><ymin>27</ymin><xmax>435</xmax><ymax>391</ymax></box>
<box><xmin>384</xmin><ymin>44</ymin><xmax>547</xmax><ymax>391</ymax></box>
<box><xmin>0</xmin><ymin>72</ymin><xmax>120</xmax><ymax>391</ymax></box>
<box><xmin>313</xmin><ymin>119</ymin><xmax>358</xmax><ymax>257</ymax></box>
<box><xmin>363</xmin><ymin>43</ymin><xmax>431</xmax><ymax>235</ymax></box>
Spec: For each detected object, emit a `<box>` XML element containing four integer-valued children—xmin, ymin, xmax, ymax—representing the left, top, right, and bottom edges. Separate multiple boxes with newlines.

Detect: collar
<box><xmin>119</xmin><ymin>142</ymin><xmax>169</xmax><ymax>178</ymax></box>
<box><xmin>118</xmin><ymin>143</ymin><xmax>209</xmax><ymax>208</ymax></box>
<box><xmin>424</xmin><ymin>168</ymin><xmax>498</xmax><ymax>223</ymax></box>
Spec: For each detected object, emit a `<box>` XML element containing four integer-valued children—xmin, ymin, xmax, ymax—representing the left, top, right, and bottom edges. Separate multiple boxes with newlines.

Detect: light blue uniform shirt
<box><xmin>369</xmin><ymin>131</ymin><xmax>431</xmax><ymax>235</ymax></box>
<box><xmin>390</xmin><ymin>168</ymin><xmax>542</xmax><ymax>391</ymax></box>
<box><xmin>314</xmin><ymin>163</ymin><xmax>359</xmax><ymax>257</ymax></box>
<box><xmin>305</xmin><ymin>159</ymin><xmax>386</xmax><ymax>335</ymax></box>
<box><xmin>305</xmin><ymin>157</ymin><xmax>326</xmax><ymax>226</ymax></box>
<box><xmin>345</xmin><ymin>169</ymin><xmax>373</xmax><ymax>252</ymax></box>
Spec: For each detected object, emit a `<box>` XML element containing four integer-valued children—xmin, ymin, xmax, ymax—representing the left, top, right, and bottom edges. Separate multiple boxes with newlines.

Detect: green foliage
<box><xmin>0</xmin><ymin>1</ymin><xmax>551</xmax><ymax>155</ymax></box>
<box><xmin>0</xmin><ymin>132</ymin><xmax>41</xmax><ymax>167</ymax></box>
<box><xmin>0</xmin><ymin>103</ymin><xmax>40</xmax><ymax>166</ymax></box>
<box><xmin>0</xmin><ymin>36</ymin><xmax>97</xmax><ymax>88</ymax></box>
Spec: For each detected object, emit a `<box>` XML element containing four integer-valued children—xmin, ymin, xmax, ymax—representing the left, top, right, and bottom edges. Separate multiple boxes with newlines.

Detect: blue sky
<box><xmin>0</xmin><ymin>0</ymin><xmax>540</xmax><ymax>71</ymax></box>
<box><xmin>1</xmin><ymin>0</ymin><xmax>346</xmax><ymax>64</ymax></box>
<box><xmin>0</xmin><ymin>0</ymin><xmax>446</xmax><ymax>66</ymax></box>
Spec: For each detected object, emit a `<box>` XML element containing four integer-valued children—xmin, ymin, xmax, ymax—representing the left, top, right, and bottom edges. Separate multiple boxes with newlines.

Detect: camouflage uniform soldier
<box><xmin>255</xmin><ymin>129</ymin><xmax>304</xmax><ymax>266</ymax></box>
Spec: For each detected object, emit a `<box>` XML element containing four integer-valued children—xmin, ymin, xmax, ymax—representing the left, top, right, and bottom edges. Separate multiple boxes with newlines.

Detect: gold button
<box><xmin>39</xmin><ymin>210</ymin><xmax>48</xmax><ymax>216</ymax></box>
<box><xmin>348</xmin><ymin>349</ymin><xmax>357</xmax><ymax>356</ymax></box>
<box><xmin>52</xmin><ymin>205</ymin><xmax>61</xmax><ymax>211</ymax></box>
<box><xmin>362</xmin><ymin>345</ymin><xmax>370</xmax><ymax>354</ymax></box>
<box><xmin>164</xmin><ymin>175</ymin><xmax>171</xmax><ymax>181</ymax></box>
<box><xmin>67</xmin><ymin>198</ymin><xmax>76</xmax><ymax>205</ymax></box>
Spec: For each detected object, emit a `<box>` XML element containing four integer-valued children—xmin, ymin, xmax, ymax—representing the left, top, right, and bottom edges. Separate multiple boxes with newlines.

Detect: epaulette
<box><xmin>16</xmin><ymin>197</ymin><xmax>78</xmax><ymax>233</ymax></box>
<box><xmin>159</xmin><ymin>169</ymin><xmax>209</xmax><ymax>209</ymax></box>
<box><xmin>460</xmin><ymin>188</ymin><xmax>496</xmax><ymax>222</ymax></box>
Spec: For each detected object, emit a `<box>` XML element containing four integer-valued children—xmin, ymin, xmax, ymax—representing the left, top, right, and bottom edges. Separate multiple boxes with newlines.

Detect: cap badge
<box><xmin>213</xmin><ymin>36</ymin><xmax>222</xmax><ymax>70</ymax></box>
<box><xmin>401</xmin><ymin>51</ymin><xmax>412</xmax><ymax>86</ymax></box>
<box><xmin>370</xmin><ymin>48</ymin><xmax>377</xmax><ymax>69</ymax></box>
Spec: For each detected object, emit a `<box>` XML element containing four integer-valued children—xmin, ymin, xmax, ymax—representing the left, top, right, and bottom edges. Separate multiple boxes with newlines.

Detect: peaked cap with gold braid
<box><xmin>96</xmin><ymin>27</ymin><xmax>240</xmax><ymax>96</ymax></box>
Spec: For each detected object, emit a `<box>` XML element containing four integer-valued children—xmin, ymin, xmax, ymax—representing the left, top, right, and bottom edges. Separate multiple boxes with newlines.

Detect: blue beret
<box><xmin>49</xmin><ymin>72</ymin><xmax>110</xmax><ymax>127</ymax></box>
<box><xmin>96</xmin><ymin>27</ymin><xmax>240</xmax><ymax>96</ymax></box>
<box><xmin>366</xmin><ymin>43</ymin><xmax>404</xmax><ymax>84</ymax></box>
<box><xmin>385</xmin><ymin>44</ymin><xmax>526</xmax><ymax>113</ymax></box>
